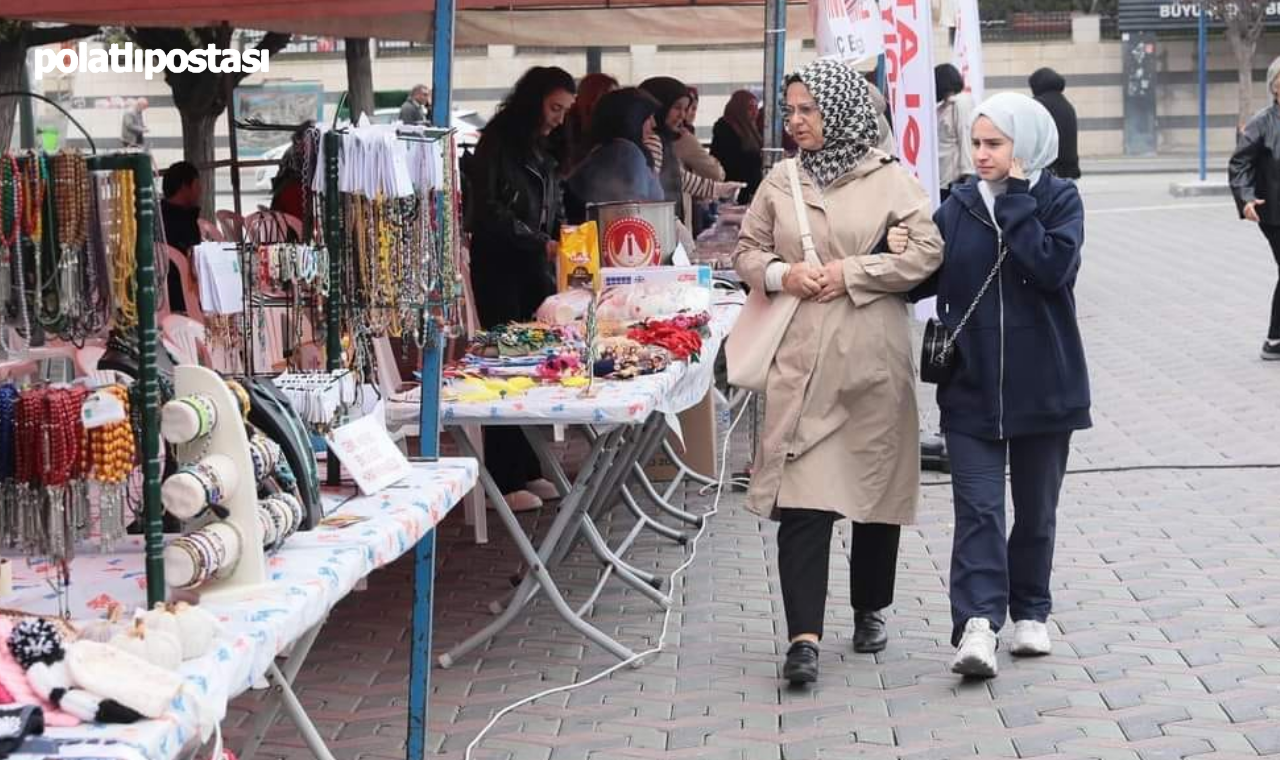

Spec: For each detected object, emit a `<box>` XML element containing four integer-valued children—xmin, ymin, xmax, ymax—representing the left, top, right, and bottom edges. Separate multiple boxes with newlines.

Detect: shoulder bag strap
<box><xmin>786</xmin><ymin>159</ymin><xmax>821</xmax><ymax>266</ymax></box>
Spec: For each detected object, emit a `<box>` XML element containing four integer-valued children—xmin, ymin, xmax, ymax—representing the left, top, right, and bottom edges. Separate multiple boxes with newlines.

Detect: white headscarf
<box><xmin>971</xmin><ymin>92</ymin><xmax>1059</xmax><ymax>220</ymax></box>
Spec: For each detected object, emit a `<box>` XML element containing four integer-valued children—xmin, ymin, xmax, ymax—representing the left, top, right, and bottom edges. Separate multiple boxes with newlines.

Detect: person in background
<box><xmin>1029</xmin><ymin>68</ymin><xmax>1080</xmax><ymax>179</ymax></box>
<box><xmin>1229</xmin><ymin>56</ymin><xmax>1280</xmax><ymax>360</ymax></box>
<box><xmin>563</xmin><ymin>73</ymin><xmax>620</xmax><ymax>173</ymax></box>
<box><xmin>918</xmin><ymin>93</ymin><xmax>1089</xmax><ymax>679</ymax></box>
<box><xmin>864</xmin><ymin>76</ymin><xmax>898</xmax><ymax>156</ymax></box>
<box><xmin>400</xmin><ymin>85</ymin><xmax>431</xmax><ymax>125</ymax></box>
<box><xmin>270</xmin><ymin>122</ymin><xmax>313</xmax><ymax>224</ymax></box>
<box><xmin>936</xmin><ymin>63</ymin><xmax>975</xmax><ymax>201</ymax></box>
<box><xmin>160</xmin><ymin>161</ymin><xmax>203</xmax><ymax>313</ymax></box>
<box><xmin>735</xmin><ymin>58</ymin><xmax>943</xmax><ymax>685</ymax></box>
<box><xmin>464</xmin><ymin>66</ymin><xmax>577</xmax><ymax>511</ymax></box>
<box><xmin>640</xmin><ymin>77</ymin><xmax>741</xmax><ymax>236</ymax></box>
<box><xmin>564</xmin><ymin>88</ymin><xmax>665</xmax><ymax>223</ymax></box>
<box><xmin>121</xmin><ymin>98</ymin><xmax>149</xmax><ymax>148</ymax></box>
<box><xmin>711</xmin><ymin>90</ymin><xmax>765</xmax><ymax>204</ymax></box>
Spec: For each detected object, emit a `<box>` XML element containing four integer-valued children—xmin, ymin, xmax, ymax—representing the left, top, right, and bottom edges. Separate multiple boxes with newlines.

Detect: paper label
<box><xmin>81</xmin><ymin>391</ymin><xmax>127</xmax><ymax>429</ymax></box>
<box><xmin>325</xmin><ymin>413</ymin><xmax>412</xmax><ymax>495</ymax></box>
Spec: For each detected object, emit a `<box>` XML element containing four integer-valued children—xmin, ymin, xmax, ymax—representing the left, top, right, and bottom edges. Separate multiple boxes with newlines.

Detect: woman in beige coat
<box><xmin>734</xmin><ymin>58</ymin><xmax>943</xmax><ymax>685</ymax></box>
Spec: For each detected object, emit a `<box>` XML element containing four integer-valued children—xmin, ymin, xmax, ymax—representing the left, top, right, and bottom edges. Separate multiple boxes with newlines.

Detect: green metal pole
<box><xmin>323</xmin><ymin>131</ymin><xmax>343</xmax><ymax>487</ymax></box>
<box><xmin>134</xmin><ymin>155</ymin><xmax>162</xmax><ymax>607</ymax></box>
<box><xmin>86</xmin><ymin>153</ymin><xmax>162</xmax><ymax>604</ymax></box>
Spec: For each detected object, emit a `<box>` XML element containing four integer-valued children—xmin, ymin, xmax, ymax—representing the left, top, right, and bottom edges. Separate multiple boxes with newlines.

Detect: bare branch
<box><xmin>234</xmin><ymin>31</ymin><xmax>290</xmax><ymax>85</ymax></box>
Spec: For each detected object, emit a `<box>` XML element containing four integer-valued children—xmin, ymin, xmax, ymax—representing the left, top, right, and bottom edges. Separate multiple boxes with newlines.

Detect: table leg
<box><xmin>239</xmin><ymin>620</ymin><xmax>328</xmax><ymax>760</ymax></box>
<box><xmin>440</xmin><ymin>428</ymin><xmax>636</xmax><ymax>666</ymax></box>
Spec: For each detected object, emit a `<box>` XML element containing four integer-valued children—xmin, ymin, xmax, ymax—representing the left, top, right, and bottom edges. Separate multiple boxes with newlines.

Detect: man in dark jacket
<box><xmin>160</xmin><ymin>161</ymin><xmax>203</xmax><ymax>313</ymax></box>
<box><xmin>1029</xmin><ymin>68</ymin><xmax>1081</xmax><ymax>179</ymax></box>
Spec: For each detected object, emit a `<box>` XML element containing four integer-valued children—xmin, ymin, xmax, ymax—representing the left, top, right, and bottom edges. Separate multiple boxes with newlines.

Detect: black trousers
<box><xmin>776</xmin><ymin>508</ymin><xmax>901</xmax><ymax>639</ymax></box>
<box><xmin>470</xmin><ymin>245</ymin><xmax>554</xmax><ymax>494</ymax></box>
<box><xmin>1260</xmin><ymin>224</ymin><xmax>1280</xmax><ymax>340</ymax></box>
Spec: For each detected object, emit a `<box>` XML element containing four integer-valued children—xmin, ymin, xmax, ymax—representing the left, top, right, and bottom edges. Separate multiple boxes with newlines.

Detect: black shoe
<box><xmin>921</xmin><ymin>433</ymin><xmax>950</xmax><ymax>473</ymax></box>
<box><xmin>782</xmin><ymin>640</ymin><xmax>819</xmax><ymax>684</ymax></box>
<box><xmin>1262</xmin><ymin>341</ymin><xmax>1280</xmax><ymax>361</ymax></box>
<box><xmin>853</xmin><ymin>610</ymin><xmax>888</xmax><ymax>653</ymax></box>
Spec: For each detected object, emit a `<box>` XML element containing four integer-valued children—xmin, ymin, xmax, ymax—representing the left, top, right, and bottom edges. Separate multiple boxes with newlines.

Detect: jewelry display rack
<box><xmin>167</xmin><ymin>364</ymin><xmax>266</xmax><ymax>600</ymax></box>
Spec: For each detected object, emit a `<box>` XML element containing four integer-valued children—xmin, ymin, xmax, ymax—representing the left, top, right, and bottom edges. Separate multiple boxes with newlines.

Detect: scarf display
<box><xmin>789</xmin><ymin>59</ymin><xmax>881</xmax><ymax>189</ymax></box>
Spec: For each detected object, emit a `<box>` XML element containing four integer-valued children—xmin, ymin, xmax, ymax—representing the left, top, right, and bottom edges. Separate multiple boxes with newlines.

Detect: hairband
<box><xmin>224</xmin><ymin>380</ymin><xmax>251</xmax><ymax>420</ymax></box>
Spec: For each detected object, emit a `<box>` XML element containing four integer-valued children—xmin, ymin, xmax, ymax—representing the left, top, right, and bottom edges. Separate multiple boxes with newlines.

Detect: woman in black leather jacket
<box><xmin>464</xmin><ymin>66</ymin><xmax>576</xmax><ymax>510</ymax></box>
<box><xmin>1229</xmin><ymin>56</ymin><xmax>1280</xmax><ymax>360</ymax></box>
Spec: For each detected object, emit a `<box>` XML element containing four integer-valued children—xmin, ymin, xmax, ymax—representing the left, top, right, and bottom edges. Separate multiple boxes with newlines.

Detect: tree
<box><xmin>127</xmin><ymin>26</ymin><xmax>291</xmax><ymax>217</ymax></box>
<box><xmin>1207</xmin><ymin>0</ymin><xmax>1269</xmax><ymax>130</ymax></box>
<box><xmin>345</xmin><ymin>39</ymin><xmax>375</xmax><ymax>125</ymax></box>
<box><xmin>0</xmin><ymin>21</ymin><xmax>101</xmax><ymax>150</ymax></box>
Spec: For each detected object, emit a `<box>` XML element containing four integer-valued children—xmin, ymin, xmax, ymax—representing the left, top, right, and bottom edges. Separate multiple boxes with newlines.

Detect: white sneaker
<box><xmin>1010</xmin><ymin>620</ymin><xmax>1052</xmax><ymax>657</ymax></box>
<box><xmin>525</xmin><ymin>478</ymin><xmax>560</xmax><ymax>501</ymax></box>
<box><xmin>951</xmin><ymin>618</ymin><xmax>999</xmax><ymax>678</ymax></box>
<box><xmin>490</xmin><ymin>490</ymin><xmax>543</xmax><ymax>512</ymax></box>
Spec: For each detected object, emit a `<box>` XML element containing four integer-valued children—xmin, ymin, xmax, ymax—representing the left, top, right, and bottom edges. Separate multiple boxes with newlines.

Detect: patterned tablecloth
<box><xmin>3</xmin><ymin>459</ymin><xmax>479</xmax><ymax>760</ymax></box>
<box><xmin>441</xmin><ymin>296</ymin><xmax>744</xmax><ymax>428</ymax></box>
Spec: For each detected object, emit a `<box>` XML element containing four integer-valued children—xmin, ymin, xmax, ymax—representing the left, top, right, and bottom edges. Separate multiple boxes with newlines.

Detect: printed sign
<box><xmin>811</xmin><ymin>0</ymin><xmax>885</xmax><ymax>63</ymax></box>
<box><xmin>603</xmin><ymin>217</ymin><xmax>661</xmax><ymax>268</ymax></box>
<box><xmin>326</xmin><ymin>413</ymin><xmax>412</xmax><ymax>495</ymax></box>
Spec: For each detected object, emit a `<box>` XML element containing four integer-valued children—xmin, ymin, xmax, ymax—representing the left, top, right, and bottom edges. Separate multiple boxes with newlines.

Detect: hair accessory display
<box><xmin>161</xmin><ymin>455</ymin><xmax>237</xmax><ymax>521</ymax></box>
<box><xmin>248</xmin><ymin>433</ymin><xmax>283</xmax><ymax>484</ymax></box>
<box><xmin>160</xmin><ymin>394</ymin><xmax>218</xmax><ymax>445</ymax></box>
<box><xmin>163</xmin><ymin>520</ymin><xmax>245</xmax><ymax>589</ymax></box>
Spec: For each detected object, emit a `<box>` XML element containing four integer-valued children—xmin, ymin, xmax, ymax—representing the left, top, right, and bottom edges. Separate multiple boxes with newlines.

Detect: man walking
<box><xmin>400</xmin><ymin>85</ymin><xmax>431</xmax><ymax>125</ymax></box>
<box><xmin>121</xmin><ymin>98</ymin><xmax>149</xmax><ymax>148</ymax></box>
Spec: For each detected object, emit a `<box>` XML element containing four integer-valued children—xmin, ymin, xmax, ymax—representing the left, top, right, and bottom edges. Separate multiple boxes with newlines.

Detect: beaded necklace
<box><xmin>107</xmin><ymin>170</ymin><xmax>138</xmax><ymax>329</ymax></box>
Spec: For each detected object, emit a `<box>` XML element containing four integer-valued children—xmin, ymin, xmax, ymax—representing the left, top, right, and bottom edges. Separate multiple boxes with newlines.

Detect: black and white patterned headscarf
<box><xmin>788</xmin><ymin>58</ymin><xmax>882</xmax><ymax>189</ymax></box>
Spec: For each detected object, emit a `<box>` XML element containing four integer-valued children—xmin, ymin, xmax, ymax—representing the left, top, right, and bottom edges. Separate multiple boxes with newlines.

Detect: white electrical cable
<box><xmin>463</xmin><ymin>392</ymin><xmax>755</xmax><ymax>760</ymax></box>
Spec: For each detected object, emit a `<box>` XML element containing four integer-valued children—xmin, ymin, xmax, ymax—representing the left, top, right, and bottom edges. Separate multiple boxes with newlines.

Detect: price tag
<box><xmin>81</xmin><ymin>391</ymin><xmax>127</xmax><ymax>429</ymax></box>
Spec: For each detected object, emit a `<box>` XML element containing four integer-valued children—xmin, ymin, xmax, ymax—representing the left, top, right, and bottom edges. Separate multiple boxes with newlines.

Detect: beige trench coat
<box><xmin>733</xmin><ymin>150</ymin><xmax>943</xmax><ymax>524</ymax></box>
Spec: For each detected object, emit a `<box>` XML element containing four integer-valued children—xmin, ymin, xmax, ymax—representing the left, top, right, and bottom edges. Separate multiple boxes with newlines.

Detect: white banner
<box><xmin>810</xmin><ymin>0</ymin><xmax>885</xmax><ymax>63</ymax></box>
<box><xmin>879</xmin><ymin>0</ymin><xmax>940</xmax><ymax>210</ymax></box>
<box><xmin>953</xmin><ymin>0</ymin><xmax>985</xmax><ymax>104</ymax></box>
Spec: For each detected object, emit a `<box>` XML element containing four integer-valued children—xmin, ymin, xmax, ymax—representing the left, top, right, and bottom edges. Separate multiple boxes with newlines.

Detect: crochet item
<box><xmin>7</xmin><ymin>619</ymin><xmax>142</xmax><ymax>724</ymax></box>
<box><xmin>0</xmin><ymin>620</ymin><xmax>78</xmax><ymax>727</ymax></box>
<box><xmin>65</xmin><ymin>640</ymin><xmax>184</xmax><ymax>720</ymax></box>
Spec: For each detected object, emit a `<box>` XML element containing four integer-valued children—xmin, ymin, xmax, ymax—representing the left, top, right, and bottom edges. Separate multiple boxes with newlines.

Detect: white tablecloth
<box><xmin>4</xmin><ymin>459</ymin><xmax>478</xmax><ymax>760</ymax></box>
<box><xmin>441</xmin><ymin>298</ymin><xmax>743</xmax><ymax>428</ymax></box>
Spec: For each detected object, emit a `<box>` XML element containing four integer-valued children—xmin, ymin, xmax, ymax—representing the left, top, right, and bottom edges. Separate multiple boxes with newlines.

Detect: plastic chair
<box><xmin>215</xmin><ymin>210</ymin><xmax>244</xmax><ymax>243</ymax></box>
<box><xmin>244</xmin><ymin>211</ymin><xmax>299</xmax><ymax>244</ymax></box>
<box><xmin>161</xmin><ymin>314</ymin><xmax>208</xmax><ymax>366</ymax></box>
<box><xmin>197</xmin><ymin>218</ymin><xmax>225</xmax><ymax>242</ymax></box>
<box><xmin>165</xmin><ymin>245</ymin><xmax>204</xmax><ymax>325</ymax></box>
<box><xmin>75</xmin><ymin>344</ymin><xmax>106</xmax><ymax>376</ymax></box>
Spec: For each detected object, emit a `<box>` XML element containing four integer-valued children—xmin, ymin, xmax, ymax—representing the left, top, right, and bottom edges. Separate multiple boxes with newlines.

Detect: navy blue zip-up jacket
<box><xmin>914</xmin><ymin>173</ymin><xmax>1091</xmax><ymax>440</ymax></box>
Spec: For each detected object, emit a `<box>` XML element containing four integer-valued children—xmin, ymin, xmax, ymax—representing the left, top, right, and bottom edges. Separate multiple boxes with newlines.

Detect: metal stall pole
<box><xmin>1197</xmin><ymin>8</ymin><xmax>1207</xmax><ymax>182</ymax></box>
<box><xmin>763</xmin><ymin>0</ymin><xmax>787</xmax><ymax>169</ymax></box>
<box><xmin>406</xmin><ymin>0</ymin><xmax>456</xmax><ymax>755</ymax></box>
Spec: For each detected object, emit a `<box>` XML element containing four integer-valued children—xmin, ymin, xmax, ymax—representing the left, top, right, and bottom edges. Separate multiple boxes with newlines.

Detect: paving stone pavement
<box><xmin>222</xmin><ymin>183</ymin><xmax>1280</xmax><ymax>759</ymax></box>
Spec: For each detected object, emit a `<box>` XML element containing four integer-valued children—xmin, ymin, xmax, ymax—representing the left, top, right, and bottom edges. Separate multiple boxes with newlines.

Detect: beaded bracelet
<box><xmin>178</xmin><ymin>395</ymin><xmax>217</xmax><ymax>439</ymax></box>
<box><xmin>224</xmin><ymin>380</ymin><xmax>251</xmax><ymax>420</ymax></box>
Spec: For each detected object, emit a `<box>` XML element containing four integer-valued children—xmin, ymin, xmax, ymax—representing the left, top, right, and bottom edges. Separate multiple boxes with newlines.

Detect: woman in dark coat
<box><xmin>565</xmin><ymin>88</ymin><xmax>665</xmax><ymax>223</ymax></box>
<box><xmin>1029</xmin><ymin>68</ymin><xmax>1081</xmax><ymax>180</ymax></box>
<box><xmin>710</xmin><ymin>90</ymin><xmax>764</xmax><ymax>204</ymax></box>
<box><xmin>919</xmin><ymin>93</ymin><xmax>1090</xmax><ymax>679</ymax></box>
<box><xmin>465</xmin><ymin>66</ymin><xmax>577</xmax><ymax>510</ymax></box>
<box><xmin>1229</xmin><ymin>56</ymin><xmax>1280</xmax><ymax>360</ymax></box>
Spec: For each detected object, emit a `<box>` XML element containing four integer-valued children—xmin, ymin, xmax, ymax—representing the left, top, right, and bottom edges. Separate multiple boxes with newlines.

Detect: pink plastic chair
<box><xmin>161</xmin><ymin>314</ymin><xmax>208</xmax><ymax>366</ymax></box>
<box><xmin>197</xmin><ymin>219</ymin><xmax>225</xmax><ymax>243</ymax></box>
<box><xmin>165</xmin><ymin>245</ymin><xmax>204</xmax><ymax>325</ymax></box>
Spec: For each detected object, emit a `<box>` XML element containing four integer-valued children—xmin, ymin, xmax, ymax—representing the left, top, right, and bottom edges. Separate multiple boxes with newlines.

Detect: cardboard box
<box><xmin>600</xmin><ymin>265</ymin><xmax>712</xmax><ymax>290</ymax></box>
<box><xmin>644</xmin><ymin>391</ymin><xmax>718</xmax><ymax>483</ymax></box>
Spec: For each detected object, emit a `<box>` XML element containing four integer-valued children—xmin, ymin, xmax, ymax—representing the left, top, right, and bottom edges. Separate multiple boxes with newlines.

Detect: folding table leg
<box><xmin>440</xmin><ymin>428</ymin><xmax>636</xmax><ymax>666</ymax></box>
<box><xmin>239</xmin><ymin>620</ymin><xmax>328</xmax><ymax>760</ymax></box>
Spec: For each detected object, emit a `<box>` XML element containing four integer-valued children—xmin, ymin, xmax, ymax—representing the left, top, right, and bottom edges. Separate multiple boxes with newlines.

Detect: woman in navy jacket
<box><xmin>919</xmin><ymin>93</ymin><xmax>1090</xmax><ymax>679</ymax></box>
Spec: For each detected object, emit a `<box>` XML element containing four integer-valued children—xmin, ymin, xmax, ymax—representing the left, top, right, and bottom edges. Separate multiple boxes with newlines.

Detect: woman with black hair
<box><xmin>564</xmin><ymin>88</ymin><xmax>666</xmax><ymax>223</ymax></box>
<box><xmin>464</xmin><ymin>65</ymin><xmax>577</xmax><ymax>511</ymax></box>
<box><xmin>935</xmin><ymin>63</ymin><xmax>975</xmax><ymax>201</ymax></box>
<box><xmin>639</xmin><ymin>77</ymin><xmax>742</xmax><ymax>224</ymax></box>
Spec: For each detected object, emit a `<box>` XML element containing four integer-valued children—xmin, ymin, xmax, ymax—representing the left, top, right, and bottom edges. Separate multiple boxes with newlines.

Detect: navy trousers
<box><xmin>945</xmin><ymin>431</ymin><xmax>1072</xmax><ymax>647</ymax></box>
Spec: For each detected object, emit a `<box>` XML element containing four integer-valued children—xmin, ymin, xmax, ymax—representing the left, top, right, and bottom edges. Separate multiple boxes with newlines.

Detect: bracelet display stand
<box><xmin>167</xmin><ymin>365</ymin><xmax>265</xmax><ymax>601</ymax></box>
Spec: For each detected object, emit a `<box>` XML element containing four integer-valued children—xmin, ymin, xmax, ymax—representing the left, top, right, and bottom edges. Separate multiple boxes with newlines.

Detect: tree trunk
<box><xmin>181</xmin><ymin>109</ymin><xmax>219</xmax><ymax>218</ymax></box>
<box><xmin>1236</xmin><ymin>40</ymin><xmax>1257</xmax><ymax>131</ymax></box>
<box><xmin>345</xmin><ymin>39</ymin><xmax>375</xmax><ymax>125</ymax></box>
<box><xmin>0</xmin><ymin>37</ymin><xmax>27</xmax><ymax>151</ymax></box>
